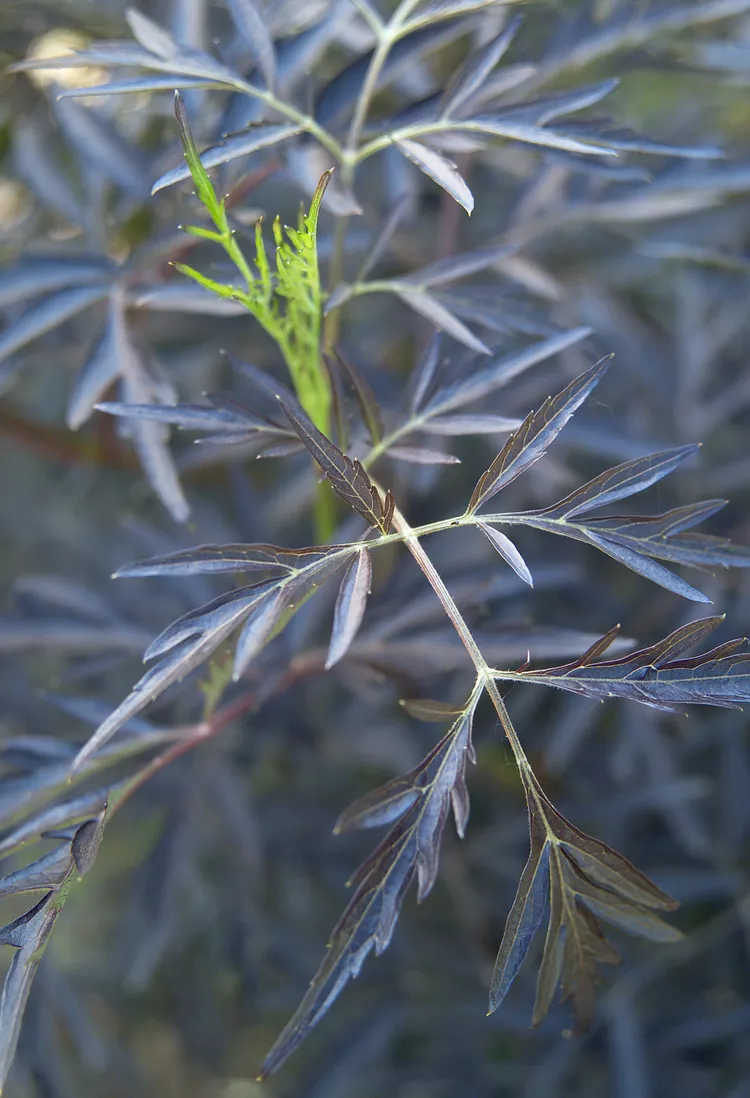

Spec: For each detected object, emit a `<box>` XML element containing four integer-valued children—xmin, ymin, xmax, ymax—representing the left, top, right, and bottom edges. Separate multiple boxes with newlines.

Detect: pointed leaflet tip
<box><xmin>468</xmin><ymin>355</ymin><xmax>613</xmax><ymax>513</ymax></box>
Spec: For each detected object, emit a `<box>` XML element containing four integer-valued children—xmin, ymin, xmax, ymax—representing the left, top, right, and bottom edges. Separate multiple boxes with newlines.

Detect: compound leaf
<box><xmin>261</xmin><ymin>696</ymin><xmax>479</xmax><ymax>1078</ymax></box>
<box><xmin>503</xmin><ymin>616</ymin><xmax>750</xmax><ymax>710</ymax></box>
<box><xmin>467</xmin><ymin>357</ymin><xmax>612</xmax><ymax>512</ymax></box>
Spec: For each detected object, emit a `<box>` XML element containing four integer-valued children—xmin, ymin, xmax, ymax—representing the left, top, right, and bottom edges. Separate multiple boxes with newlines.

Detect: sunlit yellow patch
<box><xmin>25</xmin><ymin>28</ymin><xmax>106</xmax><ymax>89</ymax></box>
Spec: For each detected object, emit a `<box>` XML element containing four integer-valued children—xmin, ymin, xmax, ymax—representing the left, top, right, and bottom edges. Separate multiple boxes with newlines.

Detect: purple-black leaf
<box><xmin>71</xmin><ymin>808</ymin><xmax>107</xmax><ymax>877</ymax></box>
<box><xmin>489</xmin><ymin>829</ymin><xmax>550</xmax><ymax>1011</ymax></box>
<box><xmin>328</xmin><ymin>348</ymin><xmax>384</xmax><ymax>445</ymax></box>
<box><xmin>388</xmin><ymin>445</ymin><xmax>461</xmax><ymax>466</ymax></box>
<box><xmin>0</xmin><ymin>844</ymin><xmax>72</xmax><ymax>900</ymax></box>
<box><xmin>507</xmin><ymin>616</ymin><xmax>750</xmax><ymax>710</ymax></box>
<box><xmin>467</xmin><ymin>356</ymin><xmax>612</xmax><ymax>512</ymax></box>
<box><xmin>422</xmin><ymin>413</ymin><xmax>522</xmax><ymax>435</ymax></box>
<box><xmin>423</xmin><ymin>327</ymin><xmax>593</xmax><ymax>417</ymax></box>
<box><xmin>326</xmin><ymin>549</ymin><xmax>372</xmax><ymax>670</ymax></box>
<box><xmin>532</xmin><ymin>445</ymin><xmax>701</xmax><ymax>520</ymax></box>
<box><xmin>232</xmin><ymin>586</ymin><xmax>289</xmax><ymax>679</ymax></box>
<box><xmin>68</xmin><ymin>315</ymin><xmax>121</xmax><ymax>430</ymax></box>
<box><xmin>115</xmin><ymin>543</ymin><xmax>338</xmax><ymax>578</ymax></box>
<box><xmin>279</xmin><ymin>396</ymin><xmax>393</xmax><ymax>532</ymax></box>
<box><xmin>0</xmin><ymin>259</ymin><xmax>110</xmax><ymax>308</ymax></box>
<box><xmin>395</xmin><ymin>286</ymin><xmax>490</xmax><ymax>353</ymax></box>
<box><xmin>152</xmin><ymin>123</ymin><xmax>301</xmax><ymax>193</ymax></box>
<box><xmin>478</xmin><ymin>522</ymin><xmax>533</xmax><ymax>587</ymax></box>
<box><xmin>402</xmin><ymin>243</ymin><xmax>517</xmax><ymax>288</ymax></box>
<box><xmin>0</xmin><ymin>286</ymin><xmax>109</xmax><ymax>363</ymax></box>
<box><xmin>0</xmin><ymin>895</ymin><xmax>60</xmax><ymax>1088</ymax></box>
<box><xmin>490</xmin><ymin>777</ymin><xmax>680</xmax><ymax>1029</ymax></box>
<box><xmin>581</xmin><ymin>530</ymin><xmax>712</xmax><ymax>603</ymax></box>
<box><xmin>394</xmin><ymin>139</ymin><xmax>474</xmax><ymax>215</ymax></box>
<box><xmin>440</xmin><ymin>17</ymin><xmax>523</xmax><ymax>118</ymax></box>
<box><xmin>225</xmin><ymin>0</ymin><xmax>276</xmax><ymax>89</ymax></box>
<box><xmin>262</xmin><ymin>698</ymin><xmax>479</xmax><ymax>1078</ymax></box>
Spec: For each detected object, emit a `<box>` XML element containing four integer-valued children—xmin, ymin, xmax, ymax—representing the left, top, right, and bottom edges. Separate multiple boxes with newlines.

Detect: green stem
<box><xmin>314</xmin><ymin>479</ymin><xmax>338</xmax><ymax>543</ymax></box>
<box><xmin>345</xmin><ymin>0</ymin><xmax>425</xmax><ymax>155</ymax></box>
<box><xmin>229</xmin><ymin>79</ymin><xmax>344</xmax><ymax>163</ymax></box>
<box><xmin>323</xmin><ymin>210</ymin><xmax>350</xmax><ymax>352</ymax></box>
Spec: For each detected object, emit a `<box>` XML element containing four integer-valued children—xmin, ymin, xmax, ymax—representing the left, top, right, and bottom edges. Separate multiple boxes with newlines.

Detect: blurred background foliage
<box><xmin>1</xmin><ymin>1</ymin><xmax>750</xmax><ymax>1096</ymax></box>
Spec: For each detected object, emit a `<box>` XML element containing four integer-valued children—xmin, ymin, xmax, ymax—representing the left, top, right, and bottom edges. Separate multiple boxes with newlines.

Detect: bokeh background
<box><xmin>2</xmin><ymin>2</ymin><xmax>750</xmax><ymax>1096</ymax></box>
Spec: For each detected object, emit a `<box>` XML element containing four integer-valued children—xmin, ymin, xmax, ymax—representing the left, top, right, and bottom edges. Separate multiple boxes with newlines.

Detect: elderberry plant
<box><xmin>3</xmin><ymin>1</ymin><xmax>750</xmax><ymax>1095</ymax></box>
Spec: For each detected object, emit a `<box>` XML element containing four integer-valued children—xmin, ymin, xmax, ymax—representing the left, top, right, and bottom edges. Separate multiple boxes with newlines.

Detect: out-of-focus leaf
<box><xmin>315</xmin><ymin>21</ymin><xmax>470</xmax><ymax>128</ymax></box>
<box><xmin>12</xmin><ymin>576</ymin><xmax>115</xmax><ymax>627</ymax></box>
<box><xmin>326</xmin><ymin>548</ymin><xmax>372</xmax><ymax>669</ymax></box>
<box><xmin>108</xmin><ymin>298</ymin><xmax>190</xmax><ymax>523</ymax></box>
<box><xmin>53</xmin><ymin>96</ymin><xmax>150</xmax><ymax>198</ymax></box>
<box><xmin>404</xmin><ymin>0</ymin><xmax>524</xmax><ymax>31</ymax></box>
<box><xmin>556</xmin><ymin>121</ymin><xmax>724</xmax><ymax>160</ymax></box>
<box><xmin>423</xmin><ymin>327</ymin><xmax>593</xmax><ymax>416</ymax></box>
<box><xmin>10</xmin><ymin>43</ymin><xmax>195</xmax><ymax>77</ymax></box>
<box><xmin>226</xmin><ymin>0</ymin><xmax>277</xmax><ymax>89</ymax></box>
<box><xmin>394</xmin><ymin>287</ymin><xmax>489</xmax><ymax>353</ymax></box>
<box><xmin>441</xmin><ymin>16</ymin><xmax>523</xmax><ymax>117</ymax></box>
<box><xmin>394</xmin><ymin>138</ymin><xmax>474</xmax><ymax>215</ymax></box>
<box><xmin>0</xmin><ymin>286</ymin><xmax>109</xmax><ymax>363</ymax></box>
<box><xmin>97</xmin><ymin>396</ymin><xmax>282</xmax><ymax>442</ymax></box>
<box><xmin>328</xmin><ymin>349</ymin><xmax>384</xmax><ymax>445</ymax></box>
<box><xmin>0</xmin><ymin>619</ymin><xmax>150</xmax><ymax>656</ymax></box>
<box><xmin>130</xmin><ymin>284</ymin><xmax>248</xmax><ymax>315</ymax></box>
<box><xmin>56</xmin><ymin>75</ymin><xmax>215</xmax><ymax>99</ymax></box>
<box><xmin>12</xmin><ymin>12</ymin><xmax>247</xmax><ymax>90</ymax></box>
<box><xmin>467</xmin><ymin>357</ymin><xmax>611</xmax><ymax>512</ymax></box>
<box><xmin>399</xmin><ymin>698</ymin><xmax>466</xmax><ymax>722</ymax></box>
<box><xmin>125</xmin><ymin>8</ymin><xmax>245</xmax><ymax>87</ymax></box>
<box><xmin>228</xmin><ymin>0</ymin><xmax>278</xmax><ymax>88</ymax></box>
<box><xmin>402</xmin><ymin>243</ymin><xmax>517</xmax><ymax>288</ymax></box>
<box><xmin>67</xmin><ymin>307</ymin><xmax>120</xmax><ymax>430</ymax></box>
<box><xmin>421</xmin><ymin>413</ymin><xmax>521</xmax><ymax>435</ymax></box>
<box><xmin>486</xmin><ymin>80</ymin><xmax>619</xmax><ymax>129</ymax></box>
<box><xmin>388</xmin><ymin>445</ymin><xmax>460</xmax><ymax>466</ymax></box>
<box><xmin>355</xmin><ymin>194</ymin><xmax>411</xmax><ymax>282</ymax></box>
<box><xmin>0</xmin><ymin>260</ymin><xmax>111</xmax><ymax>309</ymax></box>
<box><xmin>13</xmin><ymin>119</ymin><xmax>86</xmax><ymax>225</ymax></box>
<box><xmin>126</xmin><ymin>7</ymin><xmax>185</xmax><ymax>57</ymax></box>
<box><xmin>534</xmin><ymin>0</ymin><xmax>750</xmax><ymax>86</ymax></box>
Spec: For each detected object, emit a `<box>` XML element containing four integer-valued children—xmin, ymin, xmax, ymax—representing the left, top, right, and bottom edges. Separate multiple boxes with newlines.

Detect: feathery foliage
<box><xmin>2</xmin><ymin>2</ymin><xmax>750</xmax><ymax>1095</ymax></box>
